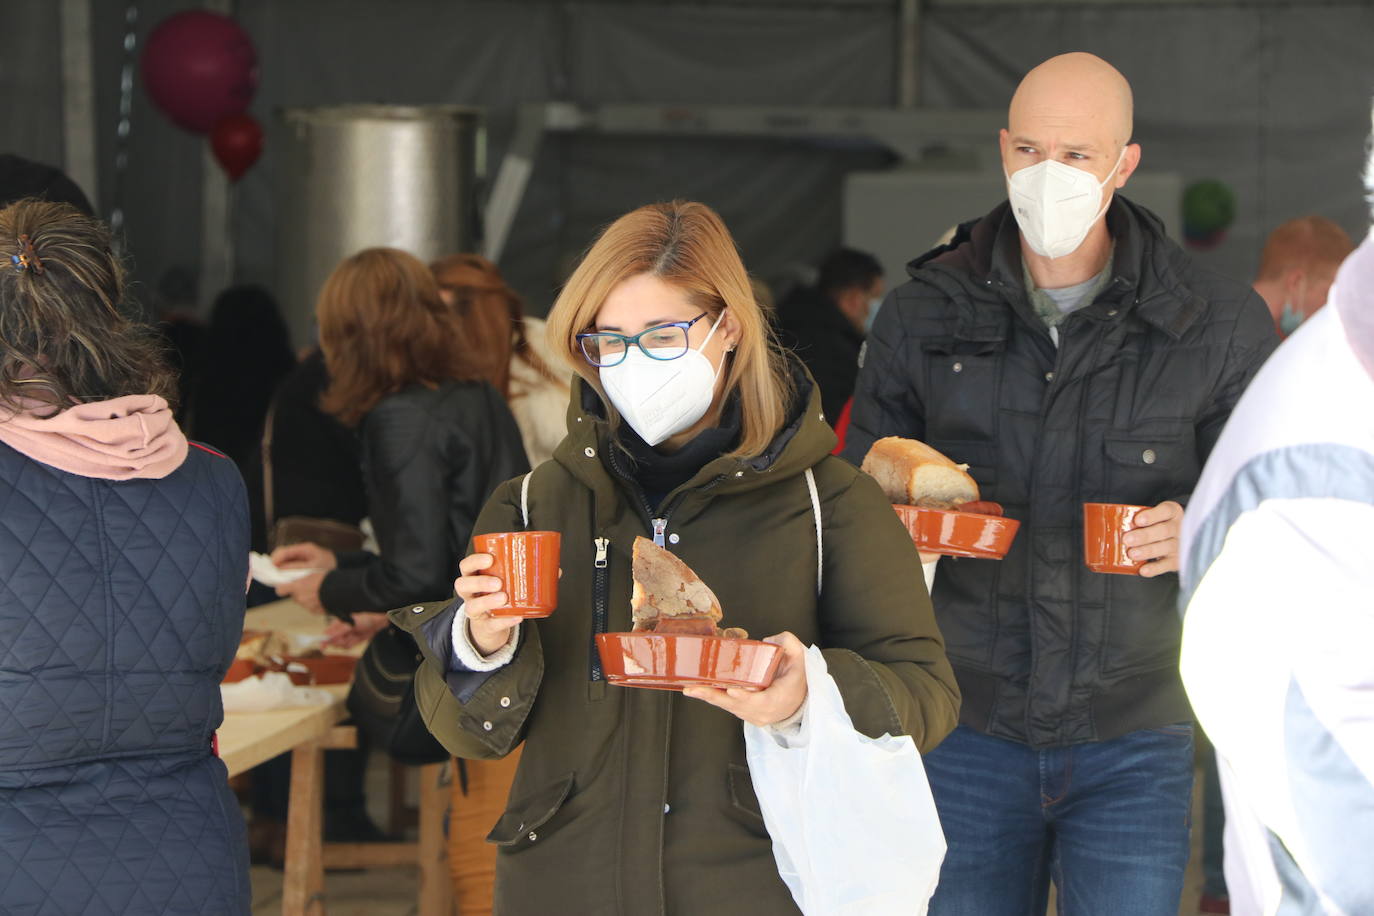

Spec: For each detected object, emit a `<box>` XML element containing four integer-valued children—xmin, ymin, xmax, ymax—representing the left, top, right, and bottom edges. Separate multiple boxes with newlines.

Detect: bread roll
<box><xmin>861</xmin><ymin>437</ymin><xmax>980</xmax><ymax>509</ymax></box>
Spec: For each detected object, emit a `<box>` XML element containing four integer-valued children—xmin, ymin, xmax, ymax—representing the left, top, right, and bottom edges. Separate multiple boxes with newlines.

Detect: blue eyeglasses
<box><xmin>576</xmin><ymin>313</ymin><xmax>709</xmax><ymax>368</ymax></box>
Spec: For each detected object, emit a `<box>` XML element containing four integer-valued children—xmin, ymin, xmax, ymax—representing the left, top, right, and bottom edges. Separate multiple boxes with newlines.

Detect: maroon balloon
<box><xmin>141</xmin><ymin>11</ymin><xmax>258</xmax><ymax>134</ymax></box>
<box><xmin>210</xmin><ymin>113</ymin><xmax>263</xmax><ymax>181</ymax></box>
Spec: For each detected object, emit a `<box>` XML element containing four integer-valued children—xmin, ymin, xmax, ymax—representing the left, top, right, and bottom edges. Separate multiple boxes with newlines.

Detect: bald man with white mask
<box><xmin>843</xmin><ymin>53</ymin><xmax>1278</xmax><ymax>914</ymax></box>
<box><xmin>1003</xmin><ymin>54</ymin><xmax>1139</xmax><ymax>289</ymax></box>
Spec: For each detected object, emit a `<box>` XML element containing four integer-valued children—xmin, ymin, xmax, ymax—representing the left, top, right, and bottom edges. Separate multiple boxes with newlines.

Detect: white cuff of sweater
<box><xmin>450</xmin><ymin>603</ymin><xmax>521</xmax><ymax>671</ymax></box>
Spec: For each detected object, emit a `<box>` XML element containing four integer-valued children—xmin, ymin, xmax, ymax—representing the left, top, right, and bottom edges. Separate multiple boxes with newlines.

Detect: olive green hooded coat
<box><xmin>392</xmin><ymin>373</ymin><xmax>959</xmax><ymax>915</ymax></box>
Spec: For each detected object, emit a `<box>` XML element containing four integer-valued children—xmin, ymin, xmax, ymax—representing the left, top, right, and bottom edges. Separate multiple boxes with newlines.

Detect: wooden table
<box><xmin>218</xmin><ymin>599</ymin><xmax>452</xmax><ymax>916</ymax></box>
<box><xmin>219</xmin><ymin>598</ymin><xmax>350</xmax><ymax>798</ymax></box>
<box><xmin>219</xmin><ymin>686</ymin><xmax>348</xmax><ymax>779</ymax></box>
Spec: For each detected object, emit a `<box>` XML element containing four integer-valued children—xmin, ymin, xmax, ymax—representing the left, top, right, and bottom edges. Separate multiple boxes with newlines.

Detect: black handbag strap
<box><xmin>262</xmin><ymin>398</ymin><xmax>278</xmax><ymax>529</ymax></box>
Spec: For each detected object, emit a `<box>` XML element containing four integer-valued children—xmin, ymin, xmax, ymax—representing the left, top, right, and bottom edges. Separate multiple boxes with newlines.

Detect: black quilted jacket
<box><xmin>842</xmin><ymin>196</ymin><xmax>1278</xmax><ymax>748</ymax></box>
<box><xmin>0</xmin><ymin>439</ymin><xmax>251</xmax><ymax>914</ymax></box>
<box><xmin>318</xmin><ymin>380</ymin><xmax>530</xmax><ymax>617</ymax></box>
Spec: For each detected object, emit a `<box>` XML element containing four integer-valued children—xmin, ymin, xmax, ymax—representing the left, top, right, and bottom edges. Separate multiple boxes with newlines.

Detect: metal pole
<box><xmin>59</xmin><ymin>0</ymin><xmax>100</xmax><ymax>206</ymax></box>
<box><xmin>482</xmin><ymin>104</ymin><xmax>550</xmax><ymax>265</ymax></box>
<box><xmin>200</xmin><ymin>145</ymin><xmax>233</xmax><ymax>306</ymax></box>
<box><xmin>897</xmin><ymin>0</ymin><xmax>921</xmax><ymax>109</ymax></box>
<box><xmin>199</xmin><ymin>0</ymin><xmax>234</xmax><ymax>306</ymax></box>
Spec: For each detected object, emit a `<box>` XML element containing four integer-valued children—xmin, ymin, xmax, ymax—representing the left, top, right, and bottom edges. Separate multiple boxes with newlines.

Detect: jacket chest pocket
<box><xmin>921</xmin><ymin>339</ymin><xmax>1003</xmax><ymax>443</ymax></box>
<box><xmin>1101</xmin><ymin>431</ymin><xmax>1197</xmax><ymax>507</ymax></box>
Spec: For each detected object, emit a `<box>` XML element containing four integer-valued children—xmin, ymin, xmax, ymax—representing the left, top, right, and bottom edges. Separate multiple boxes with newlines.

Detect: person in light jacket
<box><xmin>1179</xmin><ymin>121</ymin><xmax>1374</xmax><ymax>914</ymax></box>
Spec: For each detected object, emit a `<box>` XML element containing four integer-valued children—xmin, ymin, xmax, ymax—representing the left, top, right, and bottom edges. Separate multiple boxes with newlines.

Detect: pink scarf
<box><xmin>0</xmin><ymin>394</ymin><xmax>189</xmax><ymax>480</ymax></box>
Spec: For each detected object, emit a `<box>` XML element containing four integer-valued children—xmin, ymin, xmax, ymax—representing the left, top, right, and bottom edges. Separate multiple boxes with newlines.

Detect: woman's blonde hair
<box><xmin>545</xmin><ymin>200</ymin><xmax>793</xmax><ymax>459</ymax></box>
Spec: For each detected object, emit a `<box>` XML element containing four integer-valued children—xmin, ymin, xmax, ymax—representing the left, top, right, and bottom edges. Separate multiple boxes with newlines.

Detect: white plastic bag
<box><xmin>743</xmin><ymin>645</ymin><xmax>946</xmax><ymax>916</ymax></box>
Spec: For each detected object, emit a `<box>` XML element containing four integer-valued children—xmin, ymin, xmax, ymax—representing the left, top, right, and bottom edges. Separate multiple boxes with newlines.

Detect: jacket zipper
<box><xmin>596</xmin><ymin>442</ymin><xmax>730</xmax><ymax>680</ymax></box>
<box><xmin>614</xmin><ymin>446</ymin><xmax>730</xmax><ymax>544</ymax></box>
<box><xmin>590</xmin><ymin>536</ymin><xmax>610</xmax><ymax>681</ymax></box>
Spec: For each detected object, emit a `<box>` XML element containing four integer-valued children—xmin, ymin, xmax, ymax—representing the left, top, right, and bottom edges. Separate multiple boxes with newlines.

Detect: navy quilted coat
<box><xmin>0</xmin><ymin>440</ymin><xmax>251</xmax><ymax>915</ymax></box>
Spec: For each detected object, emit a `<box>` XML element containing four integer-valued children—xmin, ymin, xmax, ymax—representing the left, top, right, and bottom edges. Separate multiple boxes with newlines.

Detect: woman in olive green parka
<box><xmin>391</xmin><ymin>201</ymin><xmax>959</xmax><ymax>915</ymax></box>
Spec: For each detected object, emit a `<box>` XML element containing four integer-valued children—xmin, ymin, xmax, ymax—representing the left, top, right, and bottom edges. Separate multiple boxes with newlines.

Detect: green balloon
<box><xmin>1183</xmin><ymin>180</ymin><xmax>1236</xmax><ymax>238</ymax></box>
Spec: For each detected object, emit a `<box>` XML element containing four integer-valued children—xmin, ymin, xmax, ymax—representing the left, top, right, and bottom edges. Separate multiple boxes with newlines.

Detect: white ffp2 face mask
<box><xmin>864</xmin><ymin>296</ymin><xmax>883</xmax><ymax>333</ymax></box>
<box><xmin>1006</xmin><ymin>146</ymin><xmax>1128</xmax><ymax>259</ymax></box>
<box><xmin>599</xmin><ymin>310</ymin><xmax>728</xmax><ymax>447</ymax></box>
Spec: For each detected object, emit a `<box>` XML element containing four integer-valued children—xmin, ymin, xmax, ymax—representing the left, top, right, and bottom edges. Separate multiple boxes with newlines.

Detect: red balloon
<box><xmin>141</xmin><ymin>11</ymin><xmax>258</xmax><ymax>134</ymax></box>
<box><xmin>210</xmin><ymin>113</ymin><xmax>263</xmax><ymax>181</ymax></box>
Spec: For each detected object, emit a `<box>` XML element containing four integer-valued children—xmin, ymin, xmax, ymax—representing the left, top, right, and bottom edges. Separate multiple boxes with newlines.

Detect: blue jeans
<box><xmin>924</xmin><ymin>724</ymin><xmax>1194</xmax><ymax>916</ymax></box>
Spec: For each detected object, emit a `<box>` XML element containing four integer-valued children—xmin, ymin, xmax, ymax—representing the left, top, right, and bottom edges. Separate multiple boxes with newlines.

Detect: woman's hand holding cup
<box><xmin>458</xmin><ymin>531</ymin><xmax>561</xmax><ymax>656</ymax></box>
<box><xmin>454</xmin><ymin>553</ymin><xmax>523</xmax><ymax>656</ymax></box>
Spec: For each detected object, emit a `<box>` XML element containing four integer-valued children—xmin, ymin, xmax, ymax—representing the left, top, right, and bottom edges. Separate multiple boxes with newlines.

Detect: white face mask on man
<box><xmin>863</xmin><ymin>296</ymin><xmax>883</xmax><ymax>333</ymax></box>
<box><xmin>599</xmin><ymin>310</ymin><xmax>729</xmax><ymax>447</ymax></box>
<box><xmin>1006</xmin><ymin>146</ymin><xmax>1128</xmax><ymax>259</ymax></box>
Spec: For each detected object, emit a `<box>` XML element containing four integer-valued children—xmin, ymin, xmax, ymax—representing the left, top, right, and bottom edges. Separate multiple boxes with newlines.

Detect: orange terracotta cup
<box><xmin>472</xmin><ymin>531</ymin><xmax>562</xmax><ymax>618</ymax></box>
<box><xmin>1083</xmin><ymin>503</ymin><xmax>1148</xmax><ymax>574</ymax></box>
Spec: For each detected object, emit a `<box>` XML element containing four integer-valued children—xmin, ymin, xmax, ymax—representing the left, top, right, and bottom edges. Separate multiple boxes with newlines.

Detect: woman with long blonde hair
<box><xmin>394</xmin><ymin>201</ymin><xmax>959</xmax><ymax>914</ymax></box>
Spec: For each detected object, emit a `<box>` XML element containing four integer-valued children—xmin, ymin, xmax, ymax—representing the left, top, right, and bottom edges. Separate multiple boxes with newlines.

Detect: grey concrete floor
<box><xmin>248</xmin><ymin>758</ymin><xmax>1215</xmax><ymax>915</ymax></box>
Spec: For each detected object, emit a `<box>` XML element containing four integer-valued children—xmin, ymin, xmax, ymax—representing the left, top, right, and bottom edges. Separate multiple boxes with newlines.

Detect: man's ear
<box><xmin>1115</xmin><ymin>143</ymin><xmax>1143</xmax><ymax>189</ymax></box>
<box><xmin>1283</xmin><ymin>267</ymin><xmax>1306</xmax><ymax>300</ymax></box>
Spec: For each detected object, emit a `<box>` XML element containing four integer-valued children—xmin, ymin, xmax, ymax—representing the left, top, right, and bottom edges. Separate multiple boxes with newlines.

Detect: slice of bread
<box><xmin>861</xmin><ymin>437</ymin><xmax>980</xmax><ymax>509</ymax></box>
<box><xmin>630</xmin><ymin>536</ymin><xmax>723</xmax><ymax>630</ymax></box>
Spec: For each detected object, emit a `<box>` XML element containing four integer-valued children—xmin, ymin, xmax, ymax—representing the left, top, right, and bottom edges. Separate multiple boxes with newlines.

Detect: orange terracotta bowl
<box><xmin>280</xmin><ymin>655</ymin><xmax>358</xmax><ymax>686</ymax></box>
<box><xmin>223</xmin><ymin>658</ymin><xmax>258</xmax><ymax>683</ymax></box>
<box><xmin>893</xmin><ymin>503</ymin><xmax>1020</xmax><ymax>559</ymax></box>
<box><xmin>596</xmin><ymin>632</ymin><xmax>783</xmax><ymax>691</ymax></box>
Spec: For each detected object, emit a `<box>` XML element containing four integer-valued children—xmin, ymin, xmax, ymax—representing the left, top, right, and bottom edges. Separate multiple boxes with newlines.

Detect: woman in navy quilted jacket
<box><xmin>0</xmin><ymin>200</ymin><xmax>250</xmax><ymax>915</ymax></box>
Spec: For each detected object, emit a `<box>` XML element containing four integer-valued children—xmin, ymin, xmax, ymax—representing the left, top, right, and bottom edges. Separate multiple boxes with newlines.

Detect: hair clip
<box><xmin>13</xmin><ymin>234</ymin><xmax>44</xmax><ymax>275</ymax></box>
